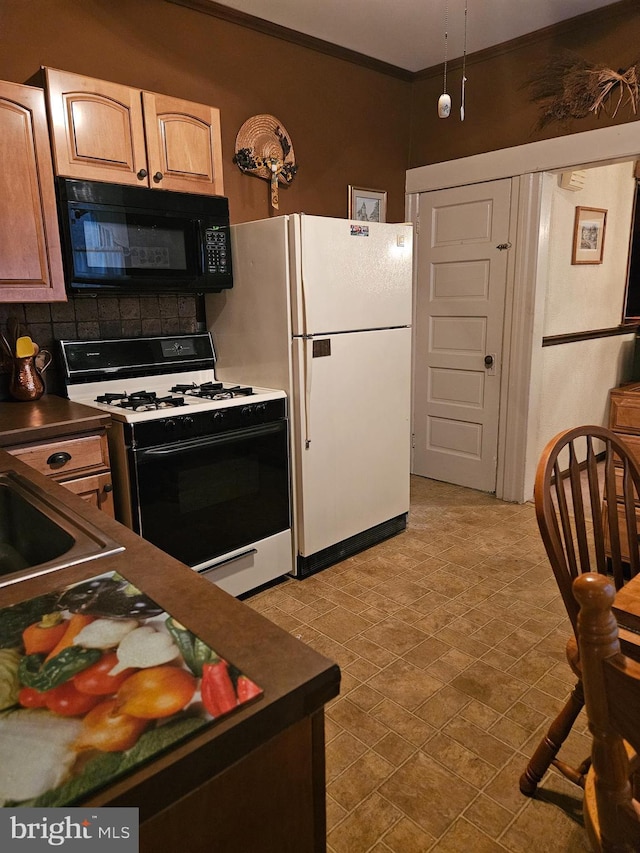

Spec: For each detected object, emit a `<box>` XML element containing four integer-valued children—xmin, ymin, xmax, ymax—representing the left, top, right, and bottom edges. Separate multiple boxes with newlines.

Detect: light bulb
<box><xmin>438</xmin><ymin>93</ymin><xmax>451</xmax><ymax>119</ymax></box>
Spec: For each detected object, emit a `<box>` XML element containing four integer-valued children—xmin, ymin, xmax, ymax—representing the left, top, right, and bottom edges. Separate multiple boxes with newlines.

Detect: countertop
<box><xmin>0</xmin><ymin>395</ymin><xmax>112</xmax><ymax>446</ymax></box>
<box><xmin>0</xmin><ymin>439</ymin><xmax>340</xmax><ymax>820</ymax></box>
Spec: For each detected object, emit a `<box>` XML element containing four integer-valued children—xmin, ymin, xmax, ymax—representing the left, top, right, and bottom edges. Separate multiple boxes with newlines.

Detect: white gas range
<box><xmin>60</xmin><ymin>333</ymin><xmax>292</xmax><ymax>597</ymax></box>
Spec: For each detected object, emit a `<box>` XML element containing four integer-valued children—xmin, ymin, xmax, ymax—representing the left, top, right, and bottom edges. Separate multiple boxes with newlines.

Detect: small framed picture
<box><xmin>348</xmin><ymin>186</ymin><xmax>387</xmax><ymax>223</ymax></box>
<box><xmin>572</xmin><ymin>206</ymin><xmax>607</xmax><ymax>264</ymax></box>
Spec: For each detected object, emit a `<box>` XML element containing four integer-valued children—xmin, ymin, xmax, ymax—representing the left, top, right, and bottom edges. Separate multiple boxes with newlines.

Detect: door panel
<box><xmin>413</xmin><ymin>180</ymin><xmax>511</xmax><ymax>491</ymax></box>
<box><xmin>143</xmin><ymin>92</ymin><xmax>224</xmax><ymax>196</ymax></box>
<box><xmin>293</xmin><ymin>328</ymin><xmax>411</xmax><ymax>557</ymax></box>
<box><xmin>291</xmin><ymin>215</ymin><xmax>413</xmax><ymax>335</ymax></box>
<box><xmin>46</xmin><ymin>68</ymin><xmax>148</xmax><ymax>185</ymax></box>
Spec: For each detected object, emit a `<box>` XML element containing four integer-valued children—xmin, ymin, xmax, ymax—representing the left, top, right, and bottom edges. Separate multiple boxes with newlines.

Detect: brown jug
<box><xmin>9</xmin><ymin>350</ymin><xmax>52</xmax><ymax>402</ymax></box>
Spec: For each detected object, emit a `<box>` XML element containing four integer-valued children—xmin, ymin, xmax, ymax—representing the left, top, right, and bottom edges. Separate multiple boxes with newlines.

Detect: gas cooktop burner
<box><xmin>62</xmin><ymin>334</ymin><xmax>284</xmax><ymax>424</ymax></box>
<box><xmin>96</xmin><ymin>390</ymin><xmax>187</xmax><ymax>411</ymax></box>
<box><xmin>170</xmin><ymin>382</ymin><xmax>254</xmax><ymax>400</ymax></box>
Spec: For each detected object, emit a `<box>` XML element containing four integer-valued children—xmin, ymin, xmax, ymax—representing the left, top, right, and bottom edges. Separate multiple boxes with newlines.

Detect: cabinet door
<box><xmin>0</xmin><ymin>81</ymin><xmax>66</xmax><ymax>302</ymax></box>
<box><xmin>62</xmin><ymin>472</ymin><xmax>115</xmax><ymax>518</ymax></box>
<box><xmin>46</xmin><ymin>68</ymin><xmax>148</xmax><ymax>186</ymax></box>
<box><xmin>142</xmin><ymin>92</ymin><xmax>224</xmax><ymax>196</ymax></box>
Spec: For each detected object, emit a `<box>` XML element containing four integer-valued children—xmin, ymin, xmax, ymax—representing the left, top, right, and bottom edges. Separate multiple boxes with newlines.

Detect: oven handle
<box><xmin>193</xmin><ymin>548</ymin><xmax>258</xmax><ymax>574</ymax></box>
<box><xmin>134</xmin><ymin>421</ymin><xmax>285</xmax><ymax>458</ymax></box>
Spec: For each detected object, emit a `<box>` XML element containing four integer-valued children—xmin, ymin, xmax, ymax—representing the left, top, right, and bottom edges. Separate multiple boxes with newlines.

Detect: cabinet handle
<box><xmin>137</xmin><ymin>168</ymin><xmax>148</xmax><ymax>180</ymax></box>
<box><xmin>103</xmin><ymin>483</ymin><xmax>113</xmax><ymax>493</ymax></box>
<box><xmin>47</xmin><ymin>451</ymin><xmax>72</xmax><ymax>467</ymax></box>
<box><xmin>153</xmin><ymin>171</ymin><xmax>164</xmax><ymax>183</ymax></box>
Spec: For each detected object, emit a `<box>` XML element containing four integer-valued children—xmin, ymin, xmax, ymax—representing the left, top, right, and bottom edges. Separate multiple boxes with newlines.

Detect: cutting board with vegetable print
<box><xmin>0</xmin><ymin>571</ymin><xmax>263</xmax><ymax>807</ymax></box>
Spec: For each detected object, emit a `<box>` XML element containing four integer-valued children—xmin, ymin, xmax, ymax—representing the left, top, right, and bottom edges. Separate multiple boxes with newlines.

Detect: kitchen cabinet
<box><xmin>0</xmin><ymin>79</ymin><xmax>66</xmax><ymax>302</ymax></box>
<box><xmin>0</xmin><ymin>446</ymin><xmax>340</xmax><ymax>852</ymax></box>
<box><xmin>0</xmin><ymin>397</ymin><xmax>115</xmax><ymax>518</ymax></box>
<box><xmin>606</xmin><ymin>382</ymin><xmax>640</xmax><ymax>560</ymax></box>
<box><xmin>45</xmin><ymin>68</ymin><xmax>224</xmax><ymax>196</ymax></box>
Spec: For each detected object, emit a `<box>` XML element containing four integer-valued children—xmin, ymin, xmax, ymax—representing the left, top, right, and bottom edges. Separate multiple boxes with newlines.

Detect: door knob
<box><xmin>484</xmin><ymin>355</ymin><xmax>494</xmax><ymax>368</ymax></box>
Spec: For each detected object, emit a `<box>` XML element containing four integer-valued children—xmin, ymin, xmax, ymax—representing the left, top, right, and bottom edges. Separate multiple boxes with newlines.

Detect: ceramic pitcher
<box><xmin>9</xmin><ymin>350</ymin><xmax>52</xmax><ymax>402</ymax></box>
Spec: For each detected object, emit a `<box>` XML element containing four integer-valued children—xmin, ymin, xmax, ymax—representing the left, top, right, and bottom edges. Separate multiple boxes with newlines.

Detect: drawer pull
<box><xmin>46</xmin><ymin>451</ymin><xmax>72</xmax><ymax>467</ymax></box>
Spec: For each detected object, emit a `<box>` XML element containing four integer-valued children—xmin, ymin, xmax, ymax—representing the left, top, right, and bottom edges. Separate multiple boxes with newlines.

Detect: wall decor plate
<box><xmin>234</xmin><ymin>114</ymin><xmax>297</xmax><ymax>208</ymax></box>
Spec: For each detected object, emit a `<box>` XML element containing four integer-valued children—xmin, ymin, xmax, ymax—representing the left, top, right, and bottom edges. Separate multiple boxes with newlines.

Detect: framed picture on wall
<box><xmin>348</xmin><ymin>186</ymin><xmax>387</xmax><ymax>223</ymax></box>
<box><xmin>572</xmin><ymin>206</ymin><xmax>607</xmax><ymax>264</ymax></box>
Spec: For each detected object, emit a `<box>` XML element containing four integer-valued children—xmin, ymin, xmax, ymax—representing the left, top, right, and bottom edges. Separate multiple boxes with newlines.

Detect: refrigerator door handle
<box><xmin>303</xmin><ymin>335</ymin><xmax>313</xmax><ymax>448</ymax></box>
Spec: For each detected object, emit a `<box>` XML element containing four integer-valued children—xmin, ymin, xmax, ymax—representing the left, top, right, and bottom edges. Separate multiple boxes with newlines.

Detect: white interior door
<box><xmin>412</xmin><ymin>179</ymin><xmax>512</xmax><ymax>492</ymax></box>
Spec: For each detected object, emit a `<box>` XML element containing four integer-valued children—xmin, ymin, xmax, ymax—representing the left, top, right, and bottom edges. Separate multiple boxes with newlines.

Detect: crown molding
<box><xmin>414</xmin><ymin>0</ymin><xmax>638</xmax><ymax>80</ymax></box>
<box><xmin>164</xmin><ymin>0</ymin><xmax>414</xmax><ymax>81</ymax></box>
<box><xmin>165</xmin><ymin>0</ymin><xmax>638</xmax><ymax>82</ymax></box>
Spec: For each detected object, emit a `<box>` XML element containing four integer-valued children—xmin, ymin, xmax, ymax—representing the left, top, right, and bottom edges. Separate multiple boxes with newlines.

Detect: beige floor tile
<box><xmin>328</xmin><ymin>750</ymin><xmax>396</xmax><ymax>811</ymax></box>
<box><xmin>370</xmin><ymin>698</ymin><xmax>435</xmax><ymax>746</ymax></box>
<box><xmin>380</xmin><ymin>751</ymin><xmax>478</xmax><ymax>837</ymax></box>
<box><xmin>431</xmin><ymin>818</ymin><xmax>510</xmax><ymax>852</ymax></box>
<box><xmin>464</xmin><ymin>794</ymin><xmax>514</xmax><ymax>838</ymax></box>
<box><xmin>372</xmin><ymin>730</ymin><xmax>416</xmax><ymax>766</ymax></box>
<box><xmin>361</xmin><ymin>617</ymin><xmax>430</xmax><ymax>656</ymax></box>
<box><xmin>367</xmin><ymin>659</ymin><xmax>444</xmax><ymax>710</ymax></box>
<box><xmin>246</xmin><ymin>474</ymin><xmax>597</xmax><ymax>851</ymax></box>
<box><xmin>383</xmin><ymin>816</ymin><xmax>436</xmax><ymax>852</ymax></box>
<box><xmin>327</xmin><ymin>792</ymin><xmax>402</xmax><ymax>853</ymax></box>
<box><xmin>451</xmin><ymin>660</ymin><xmax>529</xmax><ymax>713</ymax></box>
<box><xmin>326</xmin><ymin>730</ymin><xmax>369</xmax><ymax>782</ymax></box>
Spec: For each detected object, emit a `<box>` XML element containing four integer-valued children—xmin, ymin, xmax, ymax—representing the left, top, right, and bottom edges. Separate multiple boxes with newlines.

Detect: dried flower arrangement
<box><xmin>528</xmin><ymin>51</ymin><xmax>638</xmax><ymax>127</ymax></box>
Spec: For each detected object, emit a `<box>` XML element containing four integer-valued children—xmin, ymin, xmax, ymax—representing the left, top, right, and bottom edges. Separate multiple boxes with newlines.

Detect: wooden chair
<box><xmin>519</xmin><ymin>425</ymin><xmax>640</xmax><ymax>796</ymax></box>
<box><xmin>573</xmin><ymin>572</ymin><xmax>640</xmax><ymax>853</ymax></box>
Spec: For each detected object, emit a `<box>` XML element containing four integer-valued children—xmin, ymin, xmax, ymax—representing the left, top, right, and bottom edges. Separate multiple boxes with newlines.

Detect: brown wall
<box><xmin>1</xmin><ymin>0</ymin><xmax>639</xmax><ymax>397</ymax></box>
<box><xmin>409</xmin><ymin>0</ymin><xmax>640</xmax><ymax>167</ymax></box>
<box><xmin>0</xmin><ymin>0</ymin><xmax>412</xmax><ymax>224</ymax></box>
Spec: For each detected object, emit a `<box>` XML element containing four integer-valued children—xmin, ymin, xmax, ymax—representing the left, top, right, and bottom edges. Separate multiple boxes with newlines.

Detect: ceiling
<box><xmin>208</xmin><ymin>0</ymin><xmax>622</xmax><ymax>72</ymax></box>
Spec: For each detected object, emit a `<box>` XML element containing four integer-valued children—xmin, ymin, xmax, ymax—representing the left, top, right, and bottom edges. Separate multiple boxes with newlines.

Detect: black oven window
<box><xmin>134</xmin><ymin>423</ymin><xmax>289</xmax><ymax>568</ymax></box>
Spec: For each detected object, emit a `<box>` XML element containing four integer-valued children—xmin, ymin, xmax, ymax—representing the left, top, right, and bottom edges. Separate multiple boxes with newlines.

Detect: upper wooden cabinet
<box><xmin>0</xmin><ymin>80</ymin><xmax>66</xmax><ymax>302</ymax></box>
<box><xmin>45</xmin><ymin>68</ymin><xmax>225</xmax><ymax>196</ymax></box>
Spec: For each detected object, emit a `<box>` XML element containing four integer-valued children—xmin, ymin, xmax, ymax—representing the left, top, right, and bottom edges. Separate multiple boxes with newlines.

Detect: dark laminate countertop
<box><xmin>0</xmin><ymin>441</ymin><xmax>340</xmax><ymax>820</ymax></box>
<box><xmin>0</xmin><ymin>395</ymin><xmax>112</xmax><ymax>446</ymax></box>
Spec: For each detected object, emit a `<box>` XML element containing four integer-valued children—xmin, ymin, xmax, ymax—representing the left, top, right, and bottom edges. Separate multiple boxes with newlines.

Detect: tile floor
<box><xmin>247</xmin><ymin>475</ymin><xmax>593</xmax><ymax>852</ymax></box>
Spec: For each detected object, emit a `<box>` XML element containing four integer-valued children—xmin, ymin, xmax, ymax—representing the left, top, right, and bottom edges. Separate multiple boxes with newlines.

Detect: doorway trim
<box><xmin>406</xmin><ymin>120</ymin><xmax>640</xmax><ymax>502</ymax></box>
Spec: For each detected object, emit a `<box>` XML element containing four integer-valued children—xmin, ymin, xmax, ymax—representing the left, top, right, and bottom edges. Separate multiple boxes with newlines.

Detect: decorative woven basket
<box><xmin>234</xmin><ymin>114</ymin><xmax>297</xmax><ymax>185</ymax></box>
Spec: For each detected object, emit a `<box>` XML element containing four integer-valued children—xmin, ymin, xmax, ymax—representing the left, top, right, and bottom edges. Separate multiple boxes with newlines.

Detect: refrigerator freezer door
<box><xmin>292</xmin><ymin>326</ymin><xmax>411</xmax><ymax>559</ymax></box>
<box><xmin>290</xmin><ymin>215</ymin><xmax>413</xmax><ymax>336</ymax></box>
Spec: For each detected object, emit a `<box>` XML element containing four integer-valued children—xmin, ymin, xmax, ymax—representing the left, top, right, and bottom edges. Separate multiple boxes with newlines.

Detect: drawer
<box><xmin>61</xmin><ymin>471</ymin><xmax>115</xmax><ymax>518</ymax></box>
<box><xmin>603</xmin><ymin>497</ymin><xmax>640</xmax><ymax>563</ymax></box>
<box><xmin>612</xmin><ymin>432</ymin><xmax>640</xmax><ymax>468</ymax></box>
<box><xmin>614</xmin><ymin>466</ymin><xmax>640</xmax><ymax>505</ymax></box>
<box><xmin>610</xmin><ymin>390</ymin><xmax>640</xmax><ymax>435</ymax></box>
<box><xmin>7</xmin><ymin>432</ymin><xmax>110</xmax><ymax>480</ymax></box>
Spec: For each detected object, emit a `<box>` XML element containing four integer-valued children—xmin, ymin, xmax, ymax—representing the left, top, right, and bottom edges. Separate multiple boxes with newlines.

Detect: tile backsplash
<box><xmin>0</xmin><ymin>294</ymin><xmax>202</xmax><ymax>399</ymax></box>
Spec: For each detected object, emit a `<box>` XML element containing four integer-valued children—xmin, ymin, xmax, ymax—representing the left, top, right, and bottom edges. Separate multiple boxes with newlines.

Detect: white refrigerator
<box><xmin>206</xmin><ymin>214</ymin><xmax>413</xmax><ymax>578</ymax></box>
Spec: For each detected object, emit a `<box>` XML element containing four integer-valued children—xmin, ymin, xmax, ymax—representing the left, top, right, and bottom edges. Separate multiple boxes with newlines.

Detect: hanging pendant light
<box><xmin>437</xmin><ymin>0</ymin><xmax>451</xmax><ymax>118</ymax></box>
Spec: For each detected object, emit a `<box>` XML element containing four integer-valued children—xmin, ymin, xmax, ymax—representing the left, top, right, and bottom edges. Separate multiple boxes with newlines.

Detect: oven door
<box><xmin>130</xmin><ymin>420</ymin><xmax>290</xmax><ymax>568</ymax></box>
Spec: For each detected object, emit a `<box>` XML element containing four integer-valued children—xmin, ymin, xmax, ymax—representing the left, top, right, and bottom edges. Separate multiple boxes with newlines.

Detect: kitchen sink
<box><xmin>0</xmin><ymin>471</ymin><xmax>124</xmax><ymax>587</ymax></box>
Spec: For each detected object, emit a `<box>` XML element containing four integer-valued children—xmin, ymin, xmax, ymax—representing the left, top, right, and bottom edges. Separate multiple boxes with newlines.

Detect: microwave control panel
<box><xmin>205</xmin><ymin>227</ymin><xmax>229</xmax><ymax>273</ymax></box>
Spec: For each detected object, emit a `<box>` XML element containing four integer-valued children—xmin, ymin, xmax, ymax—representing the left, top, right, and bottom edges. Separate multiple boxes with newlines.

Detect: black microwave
<box><xmin>56</xmin><ymin>178</ymin><xmax>233</xmax><ymax>295</ymax></box>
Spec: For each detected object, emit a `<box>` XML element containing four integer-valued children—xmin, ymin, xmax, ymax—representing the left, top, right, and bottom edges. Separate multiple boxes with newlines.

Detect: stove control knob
<box><xmin>212</xmin><ymin>410</ymin><xmax>226</xmax><ymax>422</ymax></box>
<box><xmin>182</xmin><ymin>417</ymin><xmax>195</xmax><ymax>431</ymax></box>
<box><xmin>241</xmin><ymin>405</ymin><xmax>255</xmax><ymax>418</ymax></box>
<box><xmin>164</xmin><ymin>419</ymin><xmax>177</xmax><ymax>433</ymax></box>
